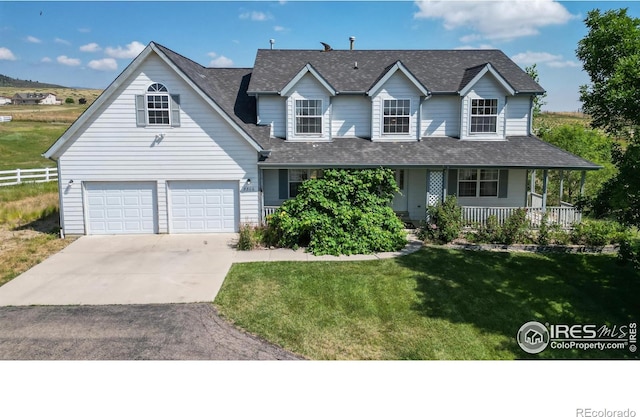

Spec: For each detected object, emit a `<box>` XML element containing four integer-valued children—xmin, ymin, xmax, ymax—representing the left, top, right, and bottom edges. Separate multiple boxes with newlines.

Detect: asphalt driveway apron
<box><xmin>0</xmin><ymin>234</ymin><xmax>238</xmax><ymax>306</ymax></box>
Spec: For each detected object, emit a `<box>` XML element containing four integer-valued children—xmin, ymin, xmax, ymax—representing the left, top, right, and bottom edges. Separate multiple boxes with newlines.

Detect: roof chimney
<box><xmin>349</xmin><ymin>36</ymin><xmax>356</xmax><ymax>50</ymax></box>
<box><xmin>269</xmin><ymin>39</ymin><xmax>275</xmax><ymax>50</ymax></box>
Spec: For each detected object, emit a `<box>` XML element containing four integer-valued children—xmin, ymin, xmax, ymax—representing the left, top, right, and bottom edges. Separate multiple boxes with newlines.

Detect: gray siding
<box><xmin>257</xmin><ymin>95</ymin><xmax>286</xmax><ymax>137</ymax></box>
<box><xmin>331</xmin><ymin>95</ymin><xmax>371</xmax><ymax>138</ymax></box>
<box><xmin>285</xmin><ymin>73</ymin><xmax>331</xmax><ymax>141</ymax></box>
<box><xmin>58</xmin><ymin>54</ymin><xmax>258</xmax><ymax>234</ymax></box>
<box><xmin>505</xmin><ymin>96</ymin><xmax>531</xmax><ymax>136</ymax></box>
<box><xmin>422</xmin><ymin>95</ymin><xmax>460</xmax><ymax>137</ymax></box>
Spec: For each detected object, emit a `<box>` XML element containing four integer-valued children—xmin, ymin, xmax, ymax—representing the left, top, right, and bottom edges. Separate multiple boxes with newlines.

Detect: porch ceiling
<box><xmin>256</xmin><ymin>136</ymin><xmax>602</xmax><ymax>170</ymax></box>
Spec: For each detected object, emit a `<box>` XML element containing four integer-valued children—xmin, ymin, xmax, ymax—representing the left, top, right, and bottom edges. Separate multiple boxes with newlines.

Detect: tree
<box><xmin>576</xmin><ymin>8</ymin><xmax>640</xmax><ymax>268</ymax></box>
<box><xmin>525</xmin><ymin>64</ymin><xmax>547</xmax><ymax>118</ymax></box>
<box><xmin>576</xmin><ymin>8</ymin><xmax>640</xmax><ymax>136</ymax></box>
<box><xmin>266</xmin><ymin>168</ymin><xmax>407</xmax><ymax>256</ymax></box>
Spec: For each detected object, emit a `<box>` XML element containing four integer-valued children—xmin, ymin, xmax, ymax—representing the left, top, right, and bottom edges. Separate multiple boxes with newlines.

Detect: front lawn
<box><xmin>214</xmin><ymin>248</ymin><xmax>639</xmax><ymax>360</ymax></box>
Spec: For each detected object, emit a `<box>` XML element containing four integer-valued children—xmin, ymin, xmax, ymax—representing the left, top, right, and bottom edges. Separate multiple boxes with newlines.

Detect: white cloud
<box><xmin>78</xmin><ymin>28</ymin><xmax>91</xmax><ymax>33</ymax></box>
<box><xmin>512</xmin><ymin>50</ymin><xmax>580</xmax><ymax>68</ymax></box>
<box><xmin>88</xmin><ymin>58</ymin><xmax>117</xmax><ymax>71</ymax></box>
<box><xmin>57</xmin><ymin>55</ymin><xmax>81</xmax><ymax>66</ymax></box>
<box><xmin>239</xmin><ymin>11</ymin><xmax>272</xmax><ymax>21</ymax></box>
<box><xmin>105</xmin><ymin>41</ymin><xmax>145</xmax><ymax>59</ymax></box>
<box><xmin>0</xmin><ymin>47</ymin><xmax>17</xmax><ymax>60</ymax></box>
<box><xmin>414</xmin><ymin>0</ymin><xmax>577</xmax><ymax>41</ymax></box>
<box><xmin>55</xmin><ymin>38</ymin><xmax>71</xmax><ymax>45</ymax></box>
<box><xmin>274</xmin><ymin>26</ymin><xmax>288</xmax><ymax>32</ymax></box>
<box><xmin>80</xmin><ymin>42</ymin><xmax>101</xmax><ymax>53</ymax></box>
<box><xmin>26</xmin><ymin>35</ymin><xmax>42</xmax><ymax>44</ymax></box>
<box><xmin>455</xmin><ymin>44</ymin><xmax>495</xmax><ymax>50</ymax></box>
<box><xmin>208</xmin><ymin>52</ymin><xmax>233</xmax><ymax>67</ymax></box>
<box><xmin>41</xmin><ymin>57</ymin><xmax>52</xmax><ymax>63</ymax></box>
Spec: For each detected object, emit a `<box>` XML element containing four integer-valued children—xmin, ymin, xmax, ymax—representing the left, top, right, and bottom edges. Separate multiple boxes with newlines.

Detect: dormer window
<box><xmin>383</xmin><ymin>99</ymin><xmax>410</xmax><ymax>134</ymax></box>
<box><xmin>295</xmin><ymin>99</ymin><xmax>322</xmax><ymax>135</ymax></box>
<box><xmin>136</xmin><ymin>83</ymin><xmax>180</xmax><ymax>127</ymax></box>
<box><xmin>470</xmin><ymin>99</ymin><xmax>498</xmax><ymax>134</ymax></box>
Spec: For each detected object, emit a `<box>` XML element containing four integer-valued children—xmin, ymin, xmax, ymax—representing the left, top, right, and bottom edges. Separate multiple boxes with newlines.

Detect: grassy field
<box><xmin>215</xmin><ymin>247</ymin><xmax>639</xmax><ymax>360</ymax></box>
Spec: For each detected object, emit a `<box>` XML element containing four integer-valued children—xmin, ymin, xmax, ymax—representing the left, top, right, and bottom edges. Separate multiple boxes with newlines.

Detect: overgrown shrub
<box><xmin>570</xmin><ymin>219</ymin><xmax>629</xmax><ymax>247</ymax></box>
<box><xmin>237</xmin><ymin>223</ymin><xmax>266</xmax><ymax>251</ymax></box>
<box><xmin>419</xmin><ymin>196</ymin><xmax>462</xmax><ymax>244</ymax></box>
<box><xmin>537</xmin><ymin>213</ymin><xmax>551</xmax><ymax>245</ymax></box>
<box><xmin>266</xmin><ymin>169</ymin><xmax>406</xmax><ymax>255</ymax></box>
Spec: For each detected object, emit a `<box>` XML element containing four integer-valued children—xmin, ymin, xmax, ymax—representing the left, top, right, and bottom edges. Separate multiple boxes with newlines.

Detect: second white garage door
<box><xmin>169</xmin><ymin>181</ymin><xmax>237</xmax><ymax>233</ymax></box>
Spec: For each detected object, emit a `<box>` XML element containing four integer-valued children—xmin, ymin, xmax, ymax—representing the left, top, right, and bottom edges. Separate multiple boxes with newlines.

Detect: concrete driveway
<box><xmin>0</xmin><ymin>234</ymin><xmax>238</xmax><ymax>306</ymax></box>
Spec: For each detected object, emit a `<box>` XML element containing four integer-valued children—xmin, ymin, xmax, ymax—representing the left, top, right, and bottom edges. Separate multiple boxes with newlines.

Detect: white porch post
<box><xmin>541</xmin><ymin>169</ymin><xmax>549</xmax><ymax>212</ymax></box>
<box><xmin>559</xmin><ymin>170</ymin><xmax>564</xmax><ymax>204</ymax></box>
<box><xmin>580</xmin><ymin>171</ymin><xmax>586</xmax><ymax>196</ymax></box>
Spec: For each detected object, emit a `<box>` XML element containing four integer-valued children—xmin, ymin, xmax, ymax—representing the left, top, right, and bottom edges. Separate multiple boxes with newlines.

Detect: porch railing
<box><xmin>461</xmin><ymin>206</ymin><xmax>581</xmax><ymax>229</ymax></box>
<box><xmin>262</xmin><ymin>205</ymin><xmax>582</xmax><ymax>229</ymax></box>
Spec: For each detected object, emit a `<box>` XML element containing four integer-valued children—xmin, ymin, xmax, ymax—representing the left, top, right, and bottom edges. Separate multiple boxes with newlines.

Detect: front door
<box><xmin>391</xmin><ymin>169</ymin><xmax>408</xmax><ymax>212</ymax></box>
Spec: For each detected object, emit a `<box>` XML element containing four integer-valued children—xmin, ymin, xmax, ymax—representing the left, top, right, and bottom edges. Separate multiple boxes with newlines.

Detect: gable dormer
<box><xmin>368</xmin><ymin>61</ymin><xmax>430</xmax><ymax>142</ymax></box>
<box><xmin>458</xmin><ymin>63</ymin><xmax>516</xmax><ymax>140</ymax></box>
<box><xmin>281</xmin><ymin>64</ymin><xmax>336</xmax><ymax>141</ymax></box>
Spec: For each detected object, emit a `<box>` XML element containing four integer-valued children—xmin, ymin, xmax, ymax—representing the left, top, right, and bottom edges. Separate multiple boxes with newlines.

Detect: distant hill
<box><xmin>0</xmin><ymin>74</ymin><xmax>65</xmax><ymax>89</ymax></box>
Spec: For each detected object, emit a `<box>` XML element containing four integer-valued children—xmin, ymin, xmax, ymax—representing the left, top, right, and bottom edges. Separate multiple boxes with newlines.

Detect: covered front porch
<box><xmin>259</xmin><ymin>166</ymin><xmax>589</xmax><ymax>229</ymax></box>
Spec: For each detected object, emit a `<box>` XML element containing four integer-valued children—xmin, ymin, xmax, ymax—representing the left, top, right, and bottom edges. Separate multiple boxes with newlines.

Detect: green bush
<box><xmin>570</xmin><ymin>219</ymin><xmax>629</xmax><ymax>247</ymax></box>
<box><xmin>618</xmin><ymin>238</ymin><xmax>640</xmax><ymax>270</ymax></box>
<box><xmin>65</xmin><ymin>97</ymin><xmax>74</xmax><ymax>104</ymax></box>
<box><xmin>266</xmin><ymin>168</ymin><xmax>406</xmax><ymax>255</ymax></box>
<box><xmin>501</xmin><ymin>208</ymin><xmax>529</xmax><ymax>244</ymax></box>
<box><xmin>419</xmin><ymin>196</ymin><xmax>462</xmax><ymax>244</ymax></box>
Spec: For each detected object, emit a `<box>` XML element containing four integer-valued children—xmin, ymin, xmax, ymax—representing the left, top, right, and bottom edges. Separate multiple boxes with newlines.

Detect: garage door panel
<box><xmin>85</xmin><ymin>182</ymin><xmax>157</xmax><ymax>235</ymax></box>
<box><xmin>169</xmin><ymin>181</ymin><xmax>237</xmax><ymax>233</ymax></box>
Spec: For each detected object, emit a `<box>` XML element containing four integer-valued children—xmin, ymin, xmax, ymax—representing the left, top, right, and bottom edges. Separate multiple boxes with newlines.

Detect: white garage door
<box><xmin>85</xmin><ymin>182</ymin><xmax>157</xmax><ymax>235</ymax></box>
<box><xmin>169</xmin><ymin>181</ymin><xmax>237</xmax><ymax>233</ymax></box>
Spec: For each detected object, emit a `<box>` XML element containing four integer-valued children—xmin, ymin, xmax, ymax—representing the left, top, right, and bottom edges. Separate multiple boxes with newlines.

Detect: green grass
<box><xmin>0</xmin><ymin>121</ymin><xmax>66</xmax><ymax>169</ymax></box>
<box><xmin>214</xmin><ymin>248</ymin><xmax>639</xmax><ymax>360</ymax></box>
<box><xmin>0</xmin><ymin>181</ymin><xmax>58</xmax><ymax>203</ymax></box>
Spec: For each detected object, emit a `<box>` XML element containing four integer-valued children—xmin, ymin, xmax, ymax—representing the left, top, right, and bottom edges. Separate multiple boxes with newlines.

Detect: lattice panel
<box><xmin>427</xmin><ymin>170</ymin><xmax>443</xmax><ymax>206</ymax></box>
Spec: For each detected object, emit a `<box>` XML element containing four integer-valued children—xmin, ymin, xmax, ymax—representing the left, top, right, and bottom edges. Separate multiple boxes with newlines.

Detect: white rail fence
<box><xmin>0</xmin><ymin>116</ymin><xmax>12</xmax><ymax>123</ymax></box>
<box><xmin>0</xmin><ymin>167</ymin><xmax>58</xmax><ymax>187</ymax></box>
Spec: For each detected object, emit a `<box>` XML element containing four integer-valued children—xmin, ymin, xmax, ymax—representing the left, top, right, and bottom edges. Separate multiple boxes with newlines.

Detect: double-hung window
<box><xmin>470</xmin><ymin>98</ymin><xmax>498</xmax><ymax>134</ymax></box>
<box><xmin>136</xmin><ymin>83</ymin><xmax>180</xmax><ymax>127</ymax></box>
<box><xmin>458</xmin><ymin>169</ymin><xmax>499</xmax><ymax>197</ymax></box>
<box><xmin>288</xmin><ymin>169</ymin><xmax>323</xmax><ymax>198</ymax></box>
<box><xmin>147</xmin><ymin>83</ymin><xmax>170</xmax><ymax>125</ymax></box>
<box><xmin>383</xmin><ymin>99</ymin><xmax>410</xmax><ymax>134</ymax></box>
<box><xmin>295</xmin><ymin>99</ymin><xmax>322</xmax><ymax>135</ymax></box>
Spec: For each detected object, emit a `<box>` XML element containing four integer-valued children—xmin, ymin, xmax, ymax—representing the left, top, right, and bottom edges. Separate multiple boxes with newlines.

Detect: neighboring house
<box><xmin>0</xmin><ymin>96</ymin><xmax>11</xmax><ymax>105</ymax></box>
<box><xmin>12</xmin><ymin>92</ymin><xmax>61</xmax><ymax>105</ymax></box>
<box><xmin>44</xmin><ymin>41</ymin><xmax>600</xmax><ymax>235</ymax></box>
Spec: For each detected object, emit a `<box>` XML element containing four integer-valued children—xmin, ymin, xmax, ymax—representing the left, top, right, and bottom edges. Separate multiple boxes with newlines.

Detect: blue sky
<box><xmin>1</xmin><ymin>1</ymin><xmax>639</xmax><ymax>111</ymax></box>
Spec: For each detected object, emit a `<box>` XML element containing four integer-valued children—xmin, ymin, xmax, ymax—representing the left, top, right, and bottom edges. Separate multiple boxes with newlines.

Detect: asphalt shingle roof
<box><xmin>248</xmin><ymin>49</ymin><xmax>545</xmax><ymax>94</ymax></box>
<box><xmin>153</xmin><ymin>43</ymin><xmax>596</xmax><ymax>171</ymax></box>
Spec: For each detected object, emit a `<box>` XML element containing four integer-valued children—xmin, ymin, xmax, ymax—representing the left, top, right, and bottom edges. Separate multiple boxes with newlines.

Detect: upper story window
<box><xmin>383</xmin><ymin>99</ymin><xmax>410</xmax><ymax>134</ymax></box>
<box><xmin>146</xmin><ymin>83</ymin><xmax>170</xmax><ymax>125</ymax></box>
<box><xmin>295</xmin><ymin>99</ymin><xmax>322</xmax><ymax>135</ymax></box>
<box><xmin>470</xmin><ymin>99</ymin><xmax>498</xmax><ymax>134</ymax></box>
<box><xmin>136</xmin><ymin>83</ymin><xmax>180</xmax><ymax>128</ymax></box>
<box><xmin>458</xmin><ymin>169</ymin><xmax>499</xmax><ymax>197</ymax></box>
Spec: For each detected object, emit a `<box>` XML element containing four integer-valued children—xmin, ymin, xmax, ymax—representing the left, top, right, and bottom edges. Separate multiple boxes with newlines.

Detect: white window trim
<box><xmin>458</xmin><ymin>168</ymin><xmax>500</xmax><ymax>198</ymax></box>
<box><xmin>294</xmin><ymin>99</ymin><xmax>323</xmax><ymax>136</ymax></box>
<box><xmin>382</xmin><ymin>98</ymin><xmax>412</xmax><ymax>136</ymax></box>
<box><xmin>146</xmin><ymin>82</ymin><xmax>171</xmax><ymax>126</ymax></box>
<box><xmin>468</xmin><ymin>98</ymin><xmax>498</xmax><ymax>136</ymax></box>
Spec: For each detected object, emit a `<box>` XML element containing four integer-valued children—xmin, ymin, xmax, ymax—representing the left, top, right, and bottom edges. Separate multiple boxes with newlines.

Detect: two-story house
<box><xmin>45</xmin><ymin>42</ymin><xmax>599</xmax><ymax>235</ymax></box>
